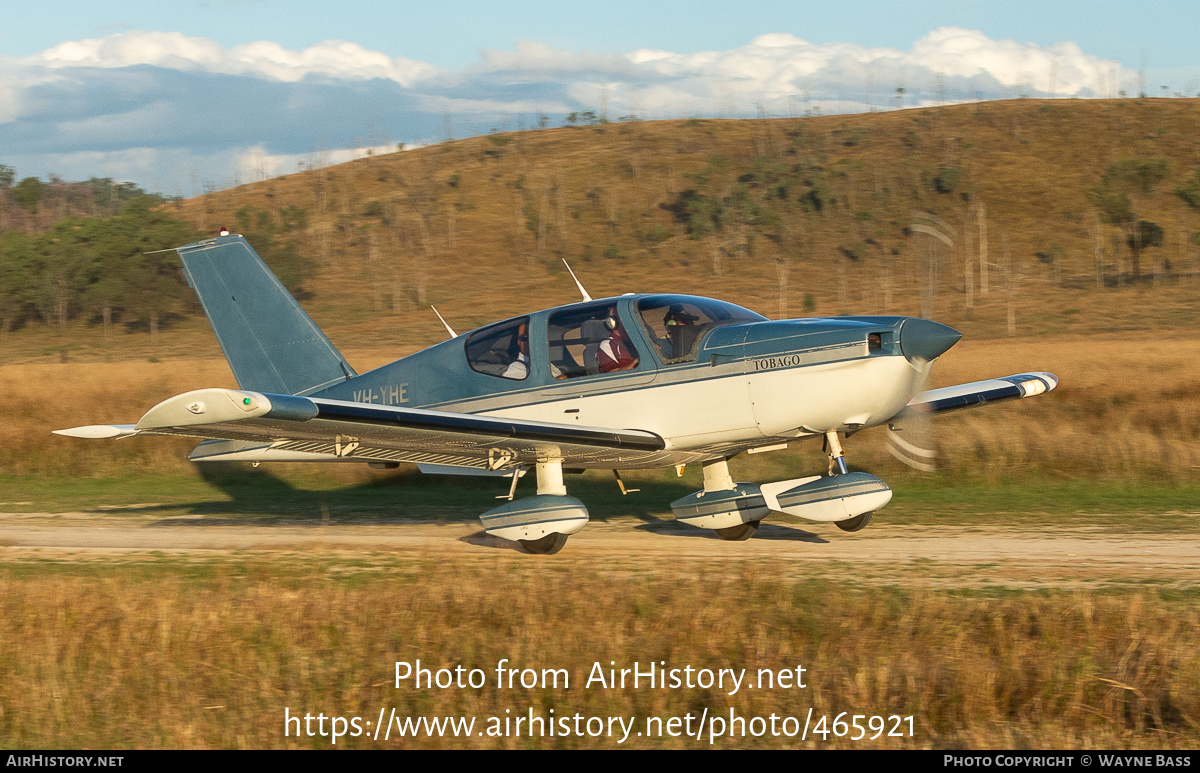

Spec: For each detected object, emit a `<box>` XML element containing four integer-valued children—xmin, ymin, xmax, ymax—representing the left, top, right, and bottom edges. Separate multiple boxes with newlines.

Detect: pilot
<box><xmin>662</xmin><ymin>304</ymin><xmax>700</xmax><ymax>360</ymax></box>
<box><xmin>596</xmin><ymin>316</ymin><xmax>637</xmax><ymax>372</ymax></box>
<box><xmin>502</xmin><ymin>323</ymin><xmax>530</xmax><ymax>379</ymax></box>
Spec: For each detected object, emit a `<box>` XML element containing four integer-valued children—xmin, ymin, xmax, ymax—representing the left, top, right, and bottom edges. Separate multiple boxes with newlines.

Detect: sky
<box><xmin>2</xmin><ymin>0</ymin><xmax>1198</xmax><ymax>197</ymax></box>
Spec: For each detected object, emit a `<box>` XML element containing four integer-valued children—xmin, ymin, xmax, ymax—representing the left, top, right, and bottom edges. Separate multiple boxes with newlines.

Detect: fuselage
<box><xmin>311</xmin><ymin>294</ymin><xmax>960</xmax><ymax>468</ymax></box>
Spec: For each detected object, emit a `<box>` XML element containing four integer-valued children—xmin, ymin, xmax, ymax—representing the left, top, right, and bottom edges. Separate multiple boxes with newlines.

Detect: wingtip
<box><xmin>53</xmin><ymin>425</ymin><xmax>138</xmax><ymax>439</ymax></box>
<box><xmin>1020</xmin><ymin>372</ymin><xmax>1059</xmax><ymax>396</ymax></box>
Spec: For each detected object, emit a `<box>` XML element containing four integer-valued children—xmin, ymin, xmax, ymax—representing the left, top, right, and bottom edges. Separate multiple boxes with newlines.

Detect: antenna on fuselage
<box><xmin>561</xmin><ymin>259</ymin><xmax>593</xmax><ymax>303</ymax></box>
<box><xmin>430</xmin><ymin>306</ymin><xmax>458</xmax><ymax>339</ymax></box>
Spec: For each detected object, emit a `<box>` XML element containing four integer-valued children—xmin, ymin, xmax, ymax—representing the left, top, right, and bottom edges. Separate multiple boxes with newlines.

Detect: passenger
<box><xmin>580</xmin><ymin>319</ymin><xmax>610</xmax><ymax>375</ymax></box>
<box><xmin>502</xmin><ymin>323</ymin><xmax>530</xmax><ymax>379</ymax></box>
<box><xmin>596</xmin><ymin>316</ymin><xmax>637</xmax><ymax>372</ymax></box>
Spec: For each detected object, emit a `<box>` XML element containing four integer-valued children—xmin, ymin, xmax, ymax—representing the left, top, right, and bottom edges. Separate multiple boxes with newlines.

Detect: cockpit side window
<box><xmin>546</xmin><ymin>304</ymin><xmax>639</xmax><ymax>379</ymax></box>
<box><xmin>637</xmin><ymin>296</ymin><xmax>765</xmax><ymax>365</ymax></box>
<box><xmin>466</xmin><ymin>317</ymin><xmax>530</xmax><ymax>380</ymax></box>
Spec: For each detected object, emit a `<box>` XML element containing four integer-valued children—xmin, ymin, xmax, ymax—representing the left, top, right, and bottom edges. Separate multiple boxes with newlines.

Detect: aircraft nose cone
<box><xmin>899</xmin><ymin>318</ymin><xmax>962</xmax><ymax>362</ymax></box>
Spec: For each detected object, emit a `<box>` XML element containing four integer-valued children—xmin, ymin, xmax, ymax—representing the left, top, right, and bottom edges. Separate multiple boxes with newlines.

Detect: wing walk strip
<box><xmin>268</xmin><ymin>441</ymin><xmax>490</xmax><ymax>468</ymax></box>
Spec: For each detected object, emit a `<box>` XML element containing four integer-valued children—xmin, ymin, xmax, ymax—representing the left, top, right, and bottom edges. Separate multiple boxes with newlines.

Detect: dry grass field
<box><xmin>0</xmin><ymin>554</ymin><xmax>1197</xmax><ymax>749</ymax></box>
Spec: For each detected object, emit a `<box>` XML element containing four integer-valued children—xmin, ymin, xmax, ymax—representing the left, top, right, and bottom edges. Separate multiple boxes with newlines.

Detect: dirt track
<box><xmin>2</xmin><ymin>512</ymin><xmax>1197</xmax><ymax>590</ymax></box>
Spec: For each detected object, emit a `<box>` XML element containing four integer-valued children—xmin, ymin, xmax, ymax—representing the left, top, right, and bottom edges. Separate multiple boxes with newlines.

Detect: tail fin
<box><xmin>176</xmin><ymin>235</ymin><xmax>356</xmax><ymax>395</ymax></box>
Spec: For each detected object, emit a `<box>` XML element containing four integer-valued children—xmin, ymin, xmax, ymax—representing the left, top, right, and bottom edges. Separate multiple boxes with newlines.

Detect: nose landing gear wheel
<box><xmin>519</xmin><ymin>532</ymin><xmax>569</xmax><ymax>554</ymax></box>
<box><xmin>714</xmin><ymin>520</ymin><xmax>761</xmax><ymax>541</ymax></box>
<box><xmin>836</xmin><ymin>512</ymin><xmax>872</xmax><ymax>532</ymax></box>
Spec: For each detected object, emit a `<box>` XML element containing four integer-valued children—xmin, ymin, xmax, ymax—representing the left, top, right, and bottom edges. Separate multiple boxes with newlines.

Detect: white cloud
<box><xmin>0</xmin><ymin>28</ymin><xmax>1139</xmax><ymax>192</ymax></box>
<box><xmin>625</xmin><ymin>28</ymin><xmax>1123</xmax><ymax>104</ymax></box>
<box><xmin>909</xmin><ymin>28</ymin><xmax>1113</xmax><ymax>95</ymax></box>
<box><xmin>32</xmin><ymin>31</ymin><xmax>438</xmax><ymax>86</ymax></box>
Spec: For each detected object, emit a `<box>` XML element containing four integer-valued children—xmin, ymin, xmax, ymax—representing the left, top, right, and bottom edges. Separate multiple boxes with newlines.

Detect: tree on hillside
<box><xmin>113</xmin><ymin>197</ymin><xmax>203</xmax><ymax>340</ymax></box>
<box><xmin>1177</xmin><ymin>167</ymin><xmax>1200</xmax><ymax>210</ymax></box>
<box><xmin>28</xmin><ymin>221</ymin><xmax>89</xmax><ymax>331</ymax></box>
<box><xmin>0</xmin><ymin>195</ymin><xmax>201</xmax><ymax>336</ymax></box>
<box><xmin>0</xmin><ymin>232</ymin><xmax>34</xmax><ymax>334</ymax></box>
<box><xmin>1088</xmin><ymin>158</ymin><xmax>1168</xmax><ymax>280</ymax></box>
<box><xmin>13</xmin><ymin>177</ymin><xmax>47</xmax><ymax>229</ymax></box>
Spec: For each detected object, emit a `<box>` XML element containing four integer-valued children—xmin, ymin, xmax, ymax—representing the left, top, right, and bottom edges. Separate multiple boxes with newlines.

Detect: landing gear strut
<box><xmin>824</xmin><ymin>431</ymin><xmax>880</xmax><ymax>533</ymax></box>
<box><xmin>825</xmin><ymin>430</ymin><xmax>849</xmax><ymax>475</ymax></box>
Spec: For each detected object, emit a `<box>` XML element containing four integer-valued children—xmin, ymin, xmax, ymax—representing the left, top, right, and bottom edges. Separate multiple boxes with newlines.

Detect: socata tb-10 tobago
<box><xmin>57</xmin><ymin>234</ymin><xmax>1057</xmax><ymax>554</ymax></box>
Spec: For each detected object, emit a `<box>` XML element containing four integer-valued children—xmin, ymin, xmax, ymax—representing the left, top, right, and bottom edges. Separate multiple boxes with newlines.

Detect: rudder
<box><xmin>176</xmin><ymin>235</ymin><xmax>355</xmax><ymax>395</ymax></box>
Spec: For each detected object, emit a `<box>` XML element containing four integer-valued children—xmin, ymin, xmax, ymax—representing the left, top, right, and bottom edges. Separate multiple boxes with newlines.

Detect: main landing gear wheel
<box><xmin>836</xmin><ymin>512</ymin><xmax>873</xmax><ymax>532</ymax></box>
<box><xmin>519</xmin><ymin>533</ymin><xmax>569</xmax><ymax>555</ymax></box>
<box><xmin>715</xmin><ymin>520</ymin><xmax>761</xmax><ymax>541</ymax></box>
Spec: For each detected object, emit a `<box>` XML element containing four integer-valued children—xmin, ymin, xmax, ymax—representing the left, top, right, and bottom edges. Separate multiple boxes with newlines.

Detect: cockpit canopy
<box><xmin>636</xmin><ymin>295</ymin><xmax>766</xmax><ymax>364</ymax></box>
<box><xmin>463</xmin><ymin>295</ymin><xmax>767</xmax><ymax>383</ymax></box>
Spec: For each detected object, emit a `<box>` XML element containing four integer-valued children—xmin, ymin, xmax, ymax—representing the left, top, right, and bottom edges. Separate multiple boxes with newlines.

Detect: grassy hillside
<box><xmin>148</xmin><ymin>97</ymin><xmax>1200</xmax><ymax>355</ymax></box>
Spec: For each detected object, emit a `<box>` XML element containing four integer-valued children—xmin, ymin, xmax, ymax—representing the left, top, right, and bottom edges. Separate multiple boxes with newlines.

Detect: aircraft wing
<box><xmin>902</xmin><ymin>372</ymin><xmax>1058</xmax><ymax>416</ymax></box>
<box><xmin>54</xmin><ymin>388</ymin><xmax>666</xmax><ymax>471</ymax></box>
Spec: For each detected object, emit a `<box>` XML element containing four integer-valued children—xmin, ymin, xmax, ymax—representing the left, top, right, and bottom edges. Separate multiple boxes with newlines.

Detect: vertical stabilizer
<box><xmin>176</xmin><ymin>235</ymin><xmax>355</xmax><ymax>395</ymax></box>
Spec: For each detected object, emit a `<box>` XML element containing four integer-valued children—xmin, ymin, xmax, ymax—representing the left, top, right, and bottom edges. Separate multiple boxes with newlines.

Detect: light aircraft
<box><xmin>57</xmin><ymin>235</ymin><xmax>1058</xmax><ymax>554</ymax></box>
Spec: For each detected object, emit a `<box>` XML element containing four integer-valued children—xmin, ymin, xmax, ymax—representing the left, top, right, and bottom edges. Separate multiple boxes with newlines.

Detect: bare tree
<box><xmin>774</xmin><ymin>258</ymin><xmax>789</xmax><ymax>320</ymax></box>
<box><xmin>977</xmin><ymin>201</ymin><xmax>989</xmax><ymax>295</ymax></box>
<box><xmin>1004</xmin><ymin>233</ymin><xmax>1019</xmax><ymax>336</ymax></box>
<box><xmin>962</xmin><ymin>207</ymin><xmax>974</xmax><ymax>318</ymax></box>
